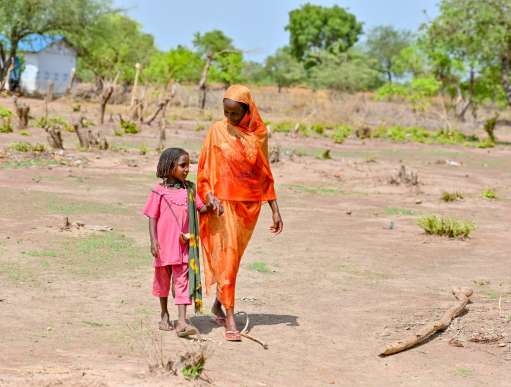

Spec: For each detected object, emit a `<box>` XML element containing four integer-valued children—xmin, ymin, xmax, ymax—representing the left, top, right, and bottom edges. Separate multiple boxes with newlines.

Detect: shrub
<box><xmin>0</xmin><ymin>105</ymin><xmax>12</xmax><ymax>118</ymax></box>
<box><xmin>0</xmin><ymin>106</ymin><xmax>13</xmax><ymax>133</ymax></box>
<box><xmin>121</xmin><ymin>120</ymin><xmax>139</xmax><ymax>134</ymax></box>
<box><xmin>441</xmin><ymin>191</ymin><xmax>464</xmax><ymax>202</ymax></box>
<box><xmin>477</xmin><ymin>138</ymin><xmax>495</xmax><ymax>149</ymax></box>
<box><xmin>418</xmin><ymin>215</ymin><xmax>475</xmax><ymax>238</ymax></box>
<box><xmin>19</xmin><ymin>130</ymin><xmax>30</xmax><ymax>136</ymax></box>
<box><xmin>482</xmin><ymin>188</ymin><xmax>497</xmax><ymax>199</ymax></box>
<box><xmin>9</xmin><ymin>141</ymin><xmax>32</xmax><ymax>152</ymax></box>
<box><xmin>331</xmin><ymin>125</ymin><xmax>353</xmax><ymax>144</ymax></box>
<box><xmin>272</xmin><ymin>121</ymin><xmax>294</xmax><ymax>133</ymax></box>
<box><xmin>36</xmin><ymin>116</ymin><xmax>74</xmax><ymax>132</ymax></box>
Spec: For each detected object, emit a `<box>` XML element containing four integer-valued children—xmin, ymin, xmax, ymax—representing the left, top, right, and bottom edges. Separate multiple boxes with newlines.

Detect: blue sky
<box><xmin>114</xmin><ymin>0</ymin><xmax>439</xmax><ymax>62</ymax></box>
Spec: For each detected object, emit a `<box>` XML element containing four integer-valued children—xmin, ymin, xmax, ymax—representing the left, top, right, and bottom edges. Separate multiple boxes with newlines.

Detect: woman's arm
<box><xmin>148</xmin><ymin>218</ymin><xmax>159</xmax><ymax>257</ymax></box>
<box><xmin>268</xmin><ymin>200</ymin><xmax>283</xmax><ymax>234</ymax></box>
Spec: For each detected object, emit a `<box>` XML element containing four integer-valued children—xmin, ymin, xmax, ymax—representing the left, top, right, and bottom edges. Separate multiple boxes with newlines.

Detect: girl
<box><xmin>143</xmin><ymin>147</ymin><xmax>208</xmax><ymax>337</ymax></box>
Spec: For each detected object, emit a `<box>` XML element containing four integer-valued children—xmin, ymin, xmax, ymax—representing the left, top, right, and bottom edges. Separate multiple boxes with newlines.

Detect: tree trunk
<box><xmin>45</xmin><ymin>126</ymin><xmax>64</xmax><ymax>150</ymax></box>
<box><xmin>501</xmin><ymin>53</ymin><xmax>511</xmax><ymax>106</ymax></box>
<box><xmin>99</xmin><ymin>86</ymin><xmax>114</xmax><ymax>125</ymax></box>
<box><xmin>198</xmin><ymin>53</ymin><xmax>212</xmax><ymax>110</ymax></box>
<box><xmin>130</xmin><ymin>63</ymin><xmax>141</xmax><ymax>108</ymax></box>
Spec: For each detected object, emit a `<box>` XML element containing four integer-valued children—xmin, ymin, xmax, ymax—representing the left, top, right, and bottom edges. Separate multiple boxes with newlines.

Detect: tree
<box><xmin>0</xmin><ymin>0</ymin><xmax>111</xmax><ymax>84</ymax></box>
<box><xmin>241</xmin><ymin>61</ymin><xmax>270</xmax><ymax>85</ymax></box>
<box><xmin>145</xmin><ymin>46</ymin><xmax>203</xmax><ymax>84</ymax></box>
<box><xmin>67</xmin><ymin>13</ymin><xmax>156</xmax><ymax>86</ymax></box>
<box><xmin>425</xmin><ymin>0</ymin><xmax>511</xmax><ymax>113</ymax></box>
<box><xmin>265</xmin><ymin>47</ymin><xmax>305</xmax><ymax>92</ymax></box>
<box><xmin>192</xmin><ymin>30</ymin><xmax>242</xmax><ymax>108</ymax></box>
<box><xmin>307</xmin><ymin>48</ymin><xmax>382</xmax><ymax>92</ymax></box>
<box><xmin>286</xmin><ymin>3</ymin><xmax>362</xmax><ymax>66</ymax></box>
<box><xmin>365</xmin><ymin>26</ymin><xmax>413</xmax><ymax>83</ymax></box>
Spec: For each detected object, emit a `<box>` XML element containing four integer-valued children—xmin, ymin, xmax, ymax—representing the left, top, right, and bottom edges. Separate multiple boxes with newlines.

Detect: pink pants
<box><xmin>152</xmin><ymin>264</ymin><xmax>191</xmax><ymax>305</ymax></box>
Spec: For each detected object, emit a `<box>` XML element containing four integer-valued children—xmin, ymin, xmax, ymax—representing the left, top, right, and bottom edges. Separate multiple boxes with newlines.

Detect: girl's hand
<box><xmin>150</xmin><ymin>240</ymin><xmax>160</xmax><ymax>257</ymax></box>
<box><xmin>206</xmin><ymin>192</ymin><xmax>224</xmax><ymax>216</ymax></box>
<box><xmin>269</xmin><ymin>210</ymin><xmax>283</xmax><ymax>235</ymax></box>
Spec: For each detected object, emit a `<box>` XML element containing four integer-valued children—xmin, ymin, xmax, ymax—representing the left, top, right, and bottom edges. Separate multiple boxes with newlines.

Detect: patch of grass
<box><xmin>35</xmin><ymin>116</ymin><xmax>73</xmax><ymax>132</ymax></box>
<box><xmin>272</xmin><ymin>121</ymin><xmax>294</xmax><ymax>133</ymax></box>
<box><xmin>483</xmin><ymin>290</ymin><xmax>499</xmax><ymax>300</ymax></box>
<box><xmin>384</xmin><ymin>207</ymin><xmax>416</xmax><ymax>216</ymax></box>
<box><xmin>0</xmin><ymin>159</ymin><xmax>59</xmax><ymax>169</ymax></box>
<box><xmin>418</xmin><ymin>215</ymin><xmax>475</xmax><ymax>238</ymax></box>
<box><xmin>46</xmin><ymin>198</ymin><xmax>127</xmax><ymax>215</ymax></box>
<box><xmin>8</xmin><ymin>141</ymin><xmax>46</xmax><ymax>153</ymax></box>
<box><xmin>331</xmin><ymin>125</ymin><xmax>353</xmax><ymax>144</ymax></box>
<box><xmin>455</xmin><ymin>367</ymin><xmax>473</xmax><ymax>377</ymax></box>
<box><xmin>113</xmin><ymin>128</ymin><xmax>124</xmax><ymax>137</ymax></box>
<box><xmin>248</xmin><ymin>261</ymin><xmax>271</xmax><ymax>273</ymax></box>
<box><xmin>82</xmin><ymin>320</ymin><xmax>104</xmax><ymax>327</ymax></box>
<box><xmin>194</xmin><ymin>122</ymin><xmax>206</xmax><ymax>131</ymax></box>
<box><xmin>139</xmin><ymin>144</ymin><xmax>149</xmax><ymax>155</ymax></box>
<box><xmin>371</xmin><ymin>126</ymin><xmax>479</xmax><ymax>146</ymax></box>
<box><xmin>181</xmin><ymin>351</ymin><xmax>206</xmax><ymax>381</ymax></box>
<box><xmin>19</xmin><ymin>130</ymin><xmax>30</xmax><ymax>136</ymax></box>
<box><xmin>482</xmin><ymin>188</ymin><xmax>497</xmax><ymax>199</ymax></box>
<box><xmin>22</xmin><ymin>250</ymin><xmax>58</xmax><ymax>257</ymax></box>
<box><xmin>441</xmin><ymin>191</ymin><xmax>464</xmax><ymax>202</ymax></box>
<box><xmin>317</xmin><ymin>149</ymin><xmax>331</xmax><ymax>160</ymax></box>
<box><xmin>478</xmin><ymin>138</ymin><xmax>495</xmax><ymax>149</ymax></box>
<box><xmin>287</xmin><ymin>183</ymin><xmax>342</xmax><ymax>196</ymax></box>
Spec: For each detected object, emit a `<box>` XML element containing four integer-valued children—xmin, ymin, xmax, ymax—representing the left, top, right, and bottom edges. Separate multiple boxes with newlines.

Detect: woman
<box><xmin>198</xmin><ymin>85</ymin><xmax>283</xmax><ymax>341</ymax></box>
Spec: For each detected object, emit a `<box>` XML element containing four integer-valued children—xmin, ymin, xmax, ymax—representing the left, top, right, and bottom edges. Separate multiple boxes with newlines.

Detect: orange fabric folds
<box><xmin>197</xmin><ymin>85</ymin><xmax>276</xmax><ymax>308</ymax></box>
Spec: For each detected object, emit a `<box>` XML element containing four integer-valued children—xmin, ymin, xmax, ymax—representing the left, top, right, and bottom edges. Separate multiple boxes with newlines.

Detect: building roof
<box><xmin>0</xmin><ymin>34</ymin><xmax>74</xmax><ymax>53</ymax></box>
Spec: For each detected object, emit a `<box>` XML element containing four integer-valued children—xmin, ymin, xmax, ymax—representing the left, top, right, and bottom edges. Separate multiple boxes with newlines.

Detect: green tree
<box><xmin>145</xmin><ymin>46</ymin><xmax>203</xmax><ymax>83</ymax></box>
<box><xmin>307</xmin><ymin>49</ymin><xmax>382</xmax><ymax>92</ymax></box>
<box><xmin>241</xmin><ymin>61</ymin><xmax>270</xmax><ymax>85</ymax></box>
<box><xmin>265</xmin><ymin>47</ymin><xmax>306</xmax><ymax>92</ymax></box>
<box><xmin>365</xmin><ymin>25</ymin><xmax>413</xmax><ymax>82</ymax></box>
<box><xmin>0</xmin><ymin>0</ymin><xmax>111</xmax><ymax>82</ymax></box>
<box><xmin>68</xmin><ymin>13</ymin><xmax>156</xmax><ymax>85</ymax></box>
<box><xmin>286</xmin><ymin>3</ymin><xmax>362</xmax><ymax>66</ymax></box>
<box><xmin>425</xmin><ymin>0</ymin><xmax>511</xmax><ymax>114</ymax></box>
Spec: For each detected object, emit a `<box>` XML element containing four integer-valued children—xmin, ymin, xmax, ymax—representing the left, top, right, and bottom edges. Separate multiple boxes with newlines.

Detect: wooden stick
<box><xmin>66</xmin><ymin>68</ymin><xmax>76</xmax><ymax>96</ymax></box>
<box><xmin>380</xmin><ymin>287</ymin><xmax>473</xmax><ymax>356</ymax></box>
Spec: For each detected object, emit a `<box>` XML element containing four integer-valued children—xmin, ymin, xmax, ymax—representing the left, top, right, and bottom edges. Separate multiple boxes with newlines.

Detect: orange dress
<box><xmin>197</xmin><ymin>85</ymin><xmax>276</xmax><ymax>309</ymax></box>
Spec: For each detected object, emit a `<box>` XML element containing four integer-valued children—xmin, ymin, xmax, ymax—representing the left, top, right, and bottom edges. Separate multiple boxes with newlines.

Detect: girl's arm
<box><xmin>148</xmin><ymin>217</ymin><xmax>159</xmax><ymax>257</ymax></box>
<box><xmin>268</xmin><ymin>199</ymin><xmax>283</xmax><ymax>234</ymax></box>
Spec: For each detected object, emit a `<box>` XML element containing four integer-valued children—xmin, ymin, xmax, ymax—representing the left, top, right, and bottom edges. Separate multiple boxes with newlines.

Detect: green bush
<box><xmin>19</xmin><ymin>130</ymin><xmax>30</xmax><ymax>136</ymax></box>
<box><xmin>121</xmin><ymin>120</ymin><xmax>140</xmax><ymax>134</ymax></box>
<box><xmin>8</xmin><ymin>142</ymin><xmax>46</xmax><ymax>153</ymax></box>
<box><xmin>272</xmin><ymin>121</ymin><xmax>294</xmax><ymax>133</ymax></box>
<box><xmin>477</xmin><ymin>138</ymin><xmax>495</xmax><ymax>149</ymax></box>
<box><xmin>35</xmin><ymin>116</ymin><xmax>74</xmax><ymax>132</ymax></box>
<box><xmin>418</xmin><ymin>215</ymin><xmax>475</xmax><ymax>238</ymax></box>
<box><xmin>331</xmin><ymin>125</ymin><xmax>353</xmax><ymax>144</ymax></box>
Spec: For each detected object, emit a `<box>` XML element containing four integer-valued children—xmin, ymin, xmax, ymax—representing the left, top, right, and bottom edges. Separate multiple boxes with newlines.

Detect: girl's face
<box><xmin>223</xmin><ymin>98</ymin><xmax>247</xmax><ymax>126</ymax></box>
<box><xmin>171</xmin><ymin>154</ymin><xmax>190</xmax><ymax>182</ymax></box>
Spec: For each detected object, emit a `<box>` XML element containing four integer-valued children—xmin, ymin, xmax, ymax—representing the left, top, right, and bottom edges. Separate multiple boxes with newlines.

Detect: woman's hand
<box><xmin>268</xmin><ymin>200</ymin><xmax>283</xmax><ymax>235</ymax></box>
<box><xmin>206</xmin><ymin>192</ymin><xmax>224</xmax><ymax>216</ymax></box>
<box><xmin>150</xmin><ymin>239</ymin><xmax>160</xmax><ymax>257</ymax></box>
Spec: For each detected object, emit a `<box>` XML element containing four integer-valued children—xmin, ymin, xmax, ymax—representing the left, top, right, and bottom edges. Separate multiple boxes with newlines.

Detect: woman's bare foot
<box><xmin>158</xmin><ymin>312</ymin><xmax>173</xmax><ymax>331</ymax></box>
<box><xmin>225</xmin><ymin>313</ymin><xmax>238</xmax><ymax>333</ymax></box>
<box><xmin>211</xmin><ymin>298</ymin><xmax>226</xmax><ymax>323</ymax></box>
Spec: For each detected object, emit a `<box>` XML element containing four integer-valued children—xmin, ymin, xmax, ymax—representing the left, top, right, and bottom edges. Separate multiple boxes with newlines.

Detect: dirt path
<box><xmin>1</xmin><ymin>113</ymin><xmax>511</xmax><ymax>386</ymax></box>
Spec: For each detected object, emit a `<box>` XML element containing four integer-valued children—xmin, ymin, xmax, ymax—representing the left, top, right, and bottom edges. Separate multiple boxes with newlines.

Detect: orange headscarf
<box><xmin>197</xmin><ymin>85</ymin><xmax>276</xmax><ymax>309</ymax></box>
<box><xmin>197</xmin><ymin>85</ymin><xmax>276</xmax><ymax>202</ymax></box>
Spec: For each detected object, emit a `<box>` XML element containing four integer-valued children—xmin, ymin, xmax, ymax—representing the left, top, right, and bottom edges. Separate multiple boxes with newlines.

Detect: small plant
<box><xmin>331</xmin><ymin>125</ymin><xmax>353</xmax><ymax>144</ymax></box>
<box><xmin>180</xmin><ymin>350</ymin><xmax>207</xmax><ymax>381</ymax></box>
<box><xmin>19</xmin><ymin>130</ymin><xmax>30</xmax><ymax>136</ymax></box>
<box><xmin>482</xmin><ymin>188</ymin><xmax>497</xmax><ymax>199</ymax></box>
<box><xmin>441</xmin><ymin>191</ymin><xmax>464</xmax><ymax>202</ymax></box>
<box><xmin>477</xmin><ymin>138</ymin><xmax>495</xmax><ymax>149</ymax></box>
<box><xmin>71</xmin><ymin>103</ymin><xmax>81</xmax><ymax>112</ymax></box>
<box><xmin>318</xmin><ymin>149</ymin><xmax>331</xmax><ymax>160</ymax></box>
<box><xmin>249</xmin><ymin>261</ymin><xmax>271</xmax><ymax>273</ymax></box>
<box><xmin>272</xmin><ymin>121</ymin><xmax>294</xmax><ymax>133</ymax></box>
<box><xmin>0</xmin><ymin>106</ymin><xmax>13</xmax><ymax>133</ymax></box>
<box><xmin>194</xmin><ymin>122</ymin><xmax>205</xmax><ymax>131</ymax></box>
<box><xmin>139</xmin><ymin>145</ymin><xmax>149</xmax><ymax>155</ymax></box>
<box><xmin>384</xmin><ymin>207</ymin><xmax>416</xmax><ymax>216</ymax></box>
<box><xmin>113</xmin><ymin>128</ymin><xmax>124</xmax><ymax>137</ymax></box>
<box><xmin>32</xmin><ymin>143</ymin><xmax>47</xmax><ymax>153</ymax></box>
<box><xmin>418</xmin><ymin>215</ymin><xmax>475</xmax><ymax>238</ymax></box>
<box><xmin>35</xmin><ymin>116</ymin><xmax>73</xmax><ymax>132</ymax></box>
<box><xmin>121</xmin><ymin>120</ymin><xmax>139</xmax><ymax>134</ymax></box>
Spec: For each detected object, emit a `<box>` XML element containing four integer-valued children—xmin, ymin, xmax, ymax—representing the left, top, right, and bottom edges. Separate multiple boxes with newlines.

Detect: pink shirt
<box><xmin>143</xmin><ymin>184</ymin><xmax>204</xmax><ymax>267</ymax></box>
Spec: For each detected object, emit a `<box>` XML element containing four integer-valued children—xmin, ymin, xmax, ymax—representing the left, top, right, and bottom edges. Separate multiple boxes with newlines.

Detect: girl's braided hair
<box><xmin>156</xmin><ymin>147</ymin><xmax>188</xmax><ymax>179</ymax></box>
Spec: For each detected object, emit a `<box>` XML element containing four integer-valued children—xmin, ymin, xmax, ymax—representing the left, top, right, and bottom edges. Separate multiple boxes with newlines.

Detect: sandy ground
<box><xmin>1</xmin><ymin>96</ymin><xmax>511</xmax><ymax>386</ymax></box>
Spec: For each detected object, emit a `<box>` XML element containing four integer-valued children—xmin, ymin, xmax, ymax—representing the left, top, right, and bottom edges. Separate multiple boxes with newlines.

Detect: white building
<box><xmin>19</xmin><ymin>36</ymin><xmax>76</xmax><ymax>96</ymax></box>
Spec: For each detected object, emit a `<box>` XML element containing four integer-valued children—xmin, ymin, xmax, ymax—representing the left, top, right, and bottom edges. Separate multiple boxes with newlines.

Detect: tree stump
<box><xmin>13</xmin><ymin>97</ymin><xmax>29</xmax><ymax>129</ymax></box>
<box><xmin>45</xmin><ymin>125</ymin><xmax>63</xmax><ymax>150</ymax></box>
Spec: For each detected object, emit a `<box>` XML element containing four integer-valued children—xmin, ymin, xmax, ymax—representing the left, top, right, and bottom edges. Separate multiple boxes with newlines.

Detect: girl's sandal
<box><xmin>159</xmin><ymin>320</ymin><xmax>174</xmax><ymax>331</ymax></box>
<box><xmin>176</xmin><ymin>324</ymin><xmax>198</xmax><ymax>338</ymax></box>
<box><xmin>224</xmin><ymin>330</ymin><xmax>241</xmax><ymax>342</ymax></box>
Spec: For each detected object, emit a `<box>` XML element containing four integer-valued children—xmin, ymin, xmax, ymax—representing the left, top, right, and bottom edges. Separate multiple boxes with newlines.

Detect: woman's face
<box><xmin>223</xmin><ymin>98</ymin><xmax>247</xmax><ymax>126</ymax></box>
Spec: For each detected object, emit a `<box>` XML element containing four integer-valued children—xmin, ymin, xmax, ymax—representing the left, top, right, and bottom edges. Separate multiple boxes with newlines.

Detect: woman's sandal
<box><xmin>224</xmin><ymin>330</ymin><xmax>241</xmax><ymax>342</ymax></box>
<box><xmin>176</xmin><ymin>324</ymin><xmax>198</xmax><ymax>338</ymax></box>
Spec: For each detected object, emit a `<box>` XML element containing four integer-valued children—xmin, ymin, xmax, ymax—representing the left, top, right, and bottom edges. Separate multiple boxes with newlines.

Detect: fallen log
<box><xmin>380</xmin><ymin>287</ymin><xmax>473</xmax><ymax>356</ymax></box>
